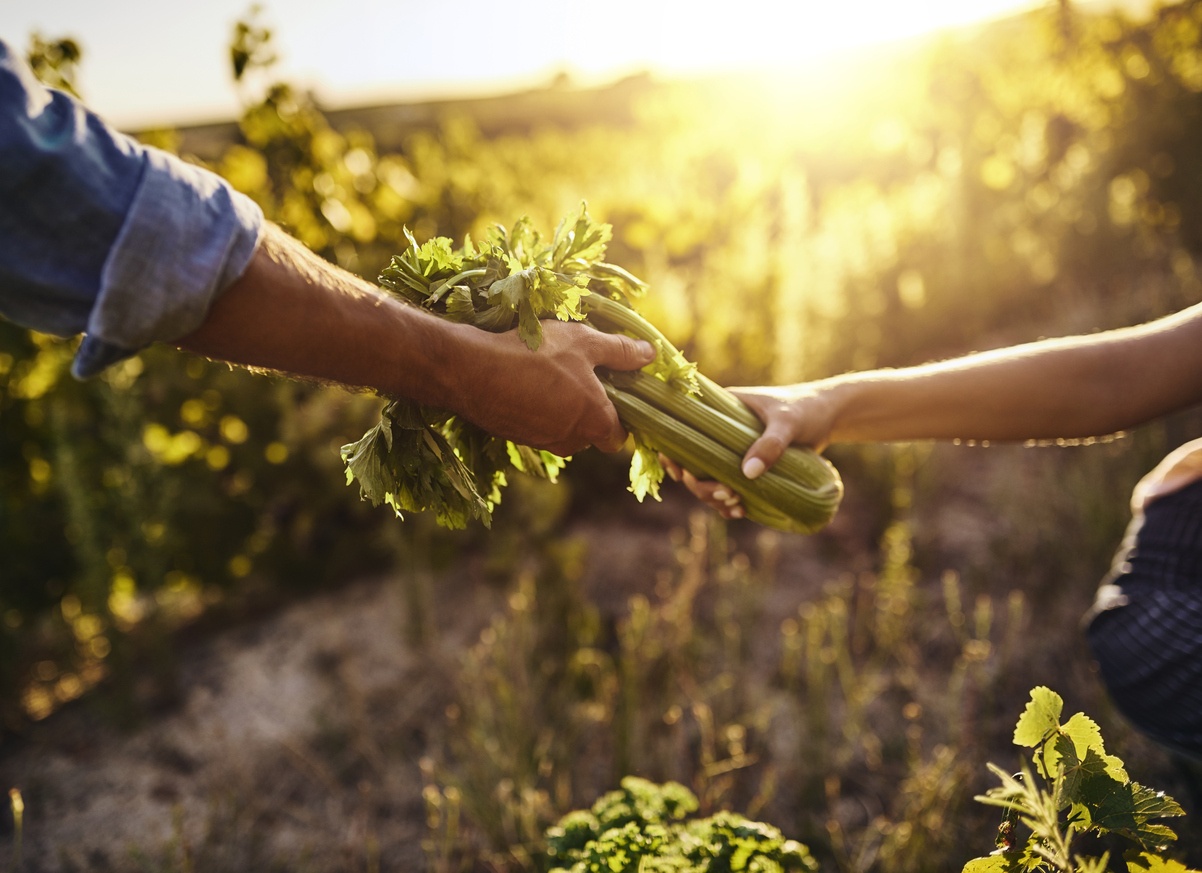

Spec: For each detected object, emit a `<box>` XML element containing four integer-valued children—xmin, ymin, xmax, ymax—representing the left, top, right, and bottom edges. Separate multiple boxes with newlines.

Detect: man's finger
<box><xmin>588</xmin><ymin>330</ymin><xmax>655</xmax><ymax>371</ymax></box>
<box><xmin>593</xmin><ymin>419</ymin><xmax>629</xmax><ymax>454</ymax></box>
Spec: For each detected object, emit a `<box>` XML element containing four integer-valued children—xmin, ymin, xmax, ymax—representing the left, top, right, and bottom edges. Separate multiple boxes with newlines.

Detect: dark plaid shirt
<box><xmin>1087</xmin><ymin>477</ymin><xmax>1202</xmax><ymax>760</ymax></box>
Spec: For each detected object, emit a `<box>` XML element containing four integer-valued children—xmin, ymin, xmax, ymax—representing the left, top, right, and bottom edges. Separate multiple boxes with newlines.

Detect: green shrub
<box><xmin>544</xmin><ymin>776</ymin><xmax>818</xmax><ymax>873</ymax></box>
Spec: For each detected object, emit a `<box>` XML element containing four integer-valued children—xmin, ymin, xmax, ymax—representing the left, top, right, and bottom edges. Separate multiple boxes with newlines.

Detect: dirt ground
<box><xmin>2</xmin><ymin>575</ymin><xmax>440</xmax><ymax>870</ymax></box>
<box><xmin>0</xmin><ymin>478</ymin><xmax>875</xmax><ymax>872</ymax></box>
<box><xmin>2</xmin><ymin>462</ymin><xmax>1197</xmax><ymax>871</ymax></box>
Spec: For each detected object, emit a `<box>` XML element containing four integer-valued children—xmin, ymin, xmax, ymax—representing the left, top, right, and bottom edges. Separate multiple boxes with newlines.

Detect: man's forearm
<box><xmin>175</xmin><ymin>224</ymin><xmax>655</xmax><ymax>456</ymax></box>
<box><xmin>176</xmin><ymin>224</ymin><xmax>459</xmax><ymax>402</ymax></box>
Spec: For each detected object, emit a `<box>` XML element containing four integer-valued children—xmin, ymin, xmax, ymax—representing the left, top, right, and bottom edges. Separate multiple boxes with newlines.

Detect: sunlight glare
<box><xmin>586</xmin><ymin>0</ymin><xmax>1045</xmax><ymax>77</ymax></box>
<box><xmin>0</xmin><ymin>0</ymin><xmax>1048</xmax><ymax>126</ymax></box>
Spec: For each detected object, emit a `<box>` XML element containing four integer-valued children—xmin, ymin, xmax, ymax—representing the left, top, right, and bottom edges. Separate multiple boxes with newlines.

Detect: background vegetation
<box><xmin>3</xmin><ymin>1</ymin><xmax>1202</xmax><ymax>869</ymax></box>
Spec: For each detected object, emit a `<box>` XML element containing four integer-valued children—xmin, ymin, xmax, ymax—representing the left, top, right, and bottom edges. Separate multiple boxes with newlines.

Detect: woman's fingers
<box><xmin>659</xmin><ymin>453</ymin><xmax>744</xmax><ymax>518</ymax></box>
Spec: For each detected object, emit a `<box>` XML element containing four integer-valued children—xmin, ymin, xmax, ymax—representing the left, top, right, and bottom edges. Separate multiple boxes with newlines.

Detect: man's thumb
<box><xmin>594</xmin><ymin>333</ymin><xmax>655</xmax><ymax>371</ymax></box>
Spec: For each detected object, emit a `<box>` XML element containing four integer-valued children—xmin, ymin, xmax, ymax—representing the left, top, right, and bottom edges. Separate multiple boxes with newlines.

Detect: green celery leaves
<box><xmin>342</xmin><ymin>204</ymin><xmax>640</xmax><ymax>529</ymax></box>
<box><xmin>342</xmin><ymin>203</ymin><xmax>842</xmax><ymax>533</ymax></box>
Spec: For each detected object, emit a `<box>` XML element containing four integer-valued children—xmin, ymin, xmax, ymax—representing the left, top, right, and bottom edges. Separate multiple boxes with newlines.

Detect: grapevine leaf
<box><xmin>1073</xmin><ymin>775</ymin><xmax>1183</xmax><ymax>848</ymax></box>
<box><xmin>1074</xmin><ymin>856</ymin><xmax>1114</xmax><ymax>873</ymax></box>
<box><xmin>1130</xmin><ymin>784</ymin><xmax>1186</xmax><ymax>823</ymax></box>
<box><xmin>1014</xmin><ymin>686</ymin><xmax>1063</xmax><ymax>749</ymax></box>
<box><xmin>962</xmin><ymin>854</ymin><xmax>1028</xmax><ymax>873</ymax></box>
<box><xmin>539</xmin><ymin>449</ymin><xmax>567</xmax><ymax>482</ymax></box>
<box><xmin>1124</xmin><ymin>850</ymin><xmax>1201</xmax><ymax>872</ymax></box>
<box><xmin>1062</xmin><ymin>748</ymin><xmax>1134</xmax><ymax>834</ymax></box>
<box><xmin>1060</xmin><ymin>743</ymin><xmax>1123</xmax><ymax>804</ymax></box>
<box><xmin>1058</xmin><ymin>712</ymin><xmax>1128</xmax><ymax>782</ymax></box>
<box><xmin>545</xmin><ymin>809</ymin><xmax>601</xmax><ymax>857</ymax></box>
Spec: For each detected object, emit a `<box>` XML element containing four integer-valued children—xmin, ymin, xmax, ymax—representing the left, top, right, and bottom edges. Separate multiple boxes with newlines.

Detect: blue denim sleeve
<box><xmin>0</xmin><ymin>40</ymin><xmax>263</xmax><ymax>378</ymax></box>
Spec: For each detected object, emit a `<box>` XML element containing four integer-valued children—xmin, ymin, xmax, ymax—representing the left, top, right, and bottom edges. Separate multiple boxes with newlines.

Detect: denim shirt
<box><xmin>0</xmin><ymin>39</ymin><xmax>263</xmax><ymax>378</ymax></box>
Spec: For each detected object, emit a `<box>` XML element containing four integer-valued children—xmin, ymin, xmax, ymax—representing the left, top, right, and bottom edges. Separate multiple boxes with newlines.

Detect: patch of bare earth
<box><xmin>0</xmin><ymin>473</ymin><xmax>1017</xmax><ymax>871</ymax></box>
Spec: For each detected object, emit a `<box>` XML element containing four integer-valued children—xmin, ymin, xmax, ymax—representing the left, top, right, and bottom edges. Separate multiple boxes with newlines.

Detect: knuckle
<box><xmin>759</xmin><ymin>432</ymin><xmax>789</xmax><ymax>453</ymax></box>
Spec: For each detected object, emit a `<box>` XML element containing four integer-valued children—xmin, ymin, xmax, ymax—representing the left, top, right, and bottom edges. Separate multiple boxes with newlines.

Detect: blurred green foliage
<box><xmin>23</xmin><ymin>33</ymin><xmax>81</xmax><ymax>98</ymax></box>
<box><xmin>544</xmin><ymin>775</ymin><xmax>818</xmax><ymax>872</ymax></box>
<box><xmin>3</xmin><ymin>0</ymin><xmax>1202</xmax><ymax>812</ymax></box>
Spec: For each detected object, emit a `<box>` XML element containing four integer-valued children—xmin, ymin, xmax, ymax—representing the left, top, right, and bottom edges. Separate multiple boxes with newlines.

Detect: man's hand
<box><xmin>448</xmin><ymin>320</ymin><xmax>655</xmax><ymax>457</ymax></box>
<box><xmin>178</xmin><ymin>224</ymin><xmax>655</xmax><ymax>457</ymax></box>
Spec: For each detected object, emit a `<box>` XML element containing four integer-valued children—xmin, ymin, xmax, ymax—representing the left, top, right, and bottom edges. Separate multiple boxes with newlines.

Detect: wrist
<box><xmin>815</xmin><ymin>372</ymin><xmax>875</xmax><ymax>444</ymax></box>
<box><xmin>375</xmin><ymin>304</ymin><xmax>474</xmax><ymax>405</ymax></box>
<box><xmin>427</xmin><ymin>320</ymin><xmax>486</xmax><ymax>412</ymax></box>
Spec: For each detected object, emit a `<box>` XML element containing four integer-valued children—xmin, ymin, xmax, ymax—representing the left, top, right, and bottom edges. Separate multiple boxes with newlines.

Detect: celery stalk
<box><xmin>345</xmin><ymin>204</ymin><xmax>843</xmax><ymax>533</ymax></box>
<box><xmin>585</xmin><ymin>294</ymin><xmax>843</xmax><ymax>534</ymax></box>
<box><xmin>604</xmin><ymin>386</ymin><xmax>837</xmax><ymax>534</ymax></box>
<box><xmin>607</xmin><ymin>370</ymin><xmax>838</xmax><ymax>492</ymax></box>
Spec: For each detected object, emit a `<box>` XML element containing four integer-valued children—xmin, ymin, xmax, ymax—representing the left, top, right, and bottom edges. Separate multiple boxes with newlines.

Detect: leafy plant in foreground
<box><xmin>965</xmin><ymin>686</ymin><xmax>1196</xmax><ymax>873</ymax></box>
<box><xmin>340</xmin><ymin>204</ymin><xmax>843</xmax><ymax>532</ymax></box>
<box><xmin>544</xmin><ymin>776</ymin><xmax>818</xmax><ymax>873</ymax></box>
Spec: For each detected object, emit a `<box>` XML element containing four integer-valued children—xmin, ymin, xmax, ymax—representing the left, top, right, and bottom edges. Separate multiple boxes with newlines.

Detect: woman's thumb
<box><xmin>741</xmin><ymin>423</ymin><xmax>792</xmax><ymax>480</ymax></box>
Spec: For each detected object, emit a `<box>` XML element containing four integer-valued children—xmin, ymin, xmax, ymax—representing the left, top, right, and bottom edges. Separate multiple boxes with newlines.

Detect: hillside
<box><xmin>157</xmin><ymin>70</ymin><xmax>659</xmax><ymax>163</ymax></box>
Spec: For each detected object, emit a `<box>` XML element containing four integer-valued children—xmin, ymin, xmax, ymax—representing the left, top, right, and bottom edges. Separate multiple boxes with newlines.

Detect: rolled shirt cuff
<box><xmin>72</xmin><ymin>148</ymin><xmax>264</xmax><ymax>379</ymax></box>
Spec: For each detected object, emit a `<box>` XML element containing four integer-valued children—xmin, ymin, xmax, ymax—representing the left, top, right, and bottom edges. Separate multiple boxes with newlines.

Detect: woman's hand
<box><xmin>661</xmin><ymin>382</ymin><xmax>839</xmax><ymax>516</ymax></box>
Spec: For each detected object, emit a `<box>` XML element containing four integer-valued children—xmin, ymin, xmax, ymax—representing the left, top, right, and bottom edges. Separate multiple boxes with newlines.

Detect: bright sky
<box><xmin>0</xmin><ymin>0</ymin><xmax>1052</xmax><ymax>129</ymax></box>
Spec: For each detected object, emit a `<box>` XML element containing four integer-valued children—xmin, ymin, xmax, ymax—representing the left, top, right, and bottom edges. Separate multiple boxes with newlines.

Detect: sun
<box><xmin>552</xmin><ymin>0</ymin><xmax>1046</xmax><ymax>81</ymax></box>
<box><xmin>0</xmin><ymin>0</ymin><xmax>1049</xmax><ymax>127</ymax></box>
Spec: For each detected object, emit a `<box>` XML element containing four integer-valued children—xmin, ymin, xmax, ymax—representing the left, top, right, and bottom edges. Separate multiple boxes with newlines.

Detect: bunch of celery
<box><xmin>340</xmin><ymin>205</ymin><xmax>842</xmax><ymax>533</ymax></box>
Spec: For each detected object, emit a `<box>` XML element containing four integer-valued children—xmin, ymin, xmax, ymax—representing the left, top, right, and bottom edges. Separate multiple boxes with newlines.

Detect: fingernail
<box><xmin>637</xmin><ymin>340</ymin><xmax>655</xmax><ymax>360</ymax></box>
<box><xmin>666</xmin><ymin>465</ymin><xmax>680</xmax><ymax>482</ymax></box>
<box><xmin>731</xmin><ymin>506</ymin><xmax>744</xmax><ymax>519</ymax></box>
<box><xmin>724</xmin><ymin>496</ymin><xmax>740</xmax><ymax>508</ymax></box>
<box><xmin>713</xmin><ymin>488</ymin><xmax>731</xmax><ymax>501</ymax></box>
<box><xmin>743</xmin><ymin>458</ymin><xmax>765</xmax><ymax>480</ymax></box>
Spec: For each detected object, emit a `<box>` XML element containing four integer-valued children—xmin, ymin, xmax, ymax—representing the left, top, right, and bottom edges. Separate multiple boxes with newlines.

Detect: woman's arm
<box><xmin>669</xmin><ymin>301</ymin><xmax>1202</xmax><ymax>515</ymax></box>
<box><xmin>177</xmin><ymin>224</ymin><xmax>655</xmax><ymax>457</ymax></box>
<box><xmin>812</xmin><ymin>300</ymin><xmax>1202</xmax><ymax>446</ymax></box>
